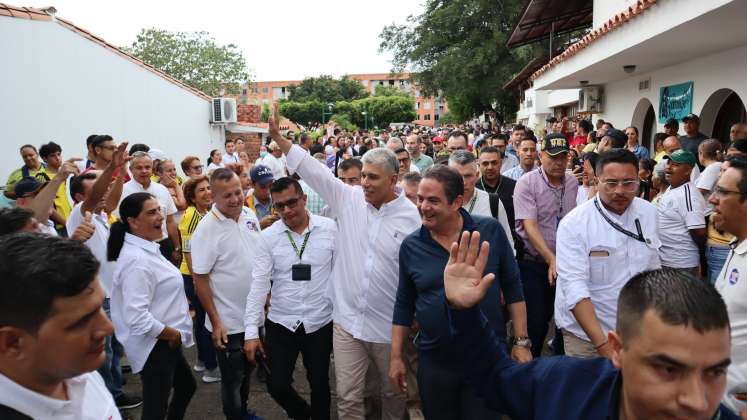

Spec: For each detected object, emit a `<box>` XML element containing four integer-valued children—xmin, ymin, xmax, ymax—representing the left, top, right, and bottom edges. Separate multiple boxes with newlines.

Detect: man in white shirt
<box><xmin>0</xmin><ymin>234</ymin><xmax>120</xmax><ymax>419</ymax></box>
<box><xmin>120</xmin><ymin>152</ymin><xmax>181</xmax><ymax>265</ymax></box>
<box><xmin>448</xmin><ymin>150</ymin><xmax>515</xmax><ymax>252</ymax></box>
<box><xmin>269</xmin><ymin>104</ymin><xmax>420</xmax><ymax>420</ymax></box>
<box><xmin>261</xmin><ymin>141</ymin><xmax>287</xmax><ymax>180</ymax></box>
<box><xmin>555</xmin><ymin>149</ymin><xmax>662</xmax><ymax>358</ymax></box>
<box><xmin>502</xmin><ymin>137</ymin><xmax>538</xmax><ymax>181</ymax></box>
<box><xmin>244</xmin><ymin>177</ymin><xmax>336</xmax><ymax>420</ymax></box>
<box><xmin>66</xmin><ymin>144</ymin><xmax>143</xmax><ymax>409</ymax></box>
<box><xmin>710</xmin><ymin>158</ymin><xmax>747</xmax><ymax>414</ymax></box>
<box><xmin>657</xmin><ymin>150</ymin><xmax>707</xmax><ymax>272</ymax></box>
<box><xmin>222</xmin><ymin>139</ymin><xmax>240</xmax><ymax>164</ymax></box>
<box><xmin>191</xmin><ymin>168</ymin><xmax>263</xmax><ymax>420</ymax></box>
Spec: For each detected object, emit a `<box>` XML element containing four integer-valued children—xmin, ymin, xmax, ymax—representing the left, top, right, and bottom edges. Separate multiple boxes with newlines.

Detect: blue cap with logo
<box><xmin>250</xmin><ymin>165</ymin><xmax>274</xmax><ymax>186</ymax></box>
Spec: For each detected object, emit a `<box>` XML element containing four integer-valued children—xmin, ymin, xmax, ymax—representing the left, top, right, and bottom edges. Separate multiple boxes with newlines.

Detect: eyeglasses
<box><xmin>273</xmin><ymin>196</ymin><xmax>303</xmax><ymax>211</ymax></box>
<box><xmin>599</xmin><ymin>179</ymin><xmax>639</xmax><ymax>192</ymax></box>
<box><xmin>712</xmin><ymin>185</ymin><xmax>744</xmax><ymax>198</ymax></box>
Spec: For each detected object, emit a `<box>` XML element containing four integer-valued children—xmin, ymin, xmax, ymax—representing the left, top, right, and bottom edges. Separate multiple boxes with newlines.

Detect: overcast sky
<box><xmin>23</xmin><ymin>0</ymin><xmax>424</xmax><ymax>81</ymax></box>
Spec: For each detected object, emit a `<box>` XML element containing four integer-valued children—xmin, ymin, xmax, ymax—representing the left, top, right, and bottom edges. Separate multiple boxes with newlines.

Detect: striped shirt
<box><xmin>178</xmin><ymin>206</ymin><xmax>205</xmax><ymax>275</ymax></box>
<box><xmin>656</xmin><ymin>181</ymin><xmax>706</xmax><ymax>268</ymax></box>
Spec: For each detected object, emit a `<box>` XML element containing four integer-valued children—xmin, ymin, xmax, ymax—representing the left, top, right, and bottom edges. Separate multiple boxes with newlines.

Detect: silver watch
<box><xmin>512</xmin><ymin>336</ymin><xmax>532</xmax><ymax>348</ymax></box>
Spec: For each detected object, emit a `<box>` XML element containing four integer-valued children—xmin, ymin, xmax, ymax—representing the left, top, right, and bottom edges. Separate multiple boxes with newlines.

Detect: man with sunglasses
<box><xmin>555</xmin><ymin>149</ymin><xmax>661</xmax><ymax>358</ymax></box>
<box><xmin>244</xmin><ymin>177</ymin><xmax>336</xmax><ymax>420</ymax></box>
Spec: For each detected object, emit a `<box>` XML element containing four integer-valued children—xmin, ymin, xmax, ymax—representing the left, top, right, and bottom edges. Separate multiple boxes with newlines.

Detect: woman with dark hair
<box><xmin>638</xmin><ymin>158</ymin><xmax>657</xmax><ymax>201</ymax></box>
<box><xmin>576</xmin><ymin>152</ymin><xmax>599</xmax><ymax>205</ymax></box>
<box><xmin>207</xmin><ymin>149</ymin><xmax>223</xmax><ymax>172</ymax></box>
<box><xmin>108</xmin><ymin>192</ymin><xmax>196</xmax><ymax>420</ymax></box>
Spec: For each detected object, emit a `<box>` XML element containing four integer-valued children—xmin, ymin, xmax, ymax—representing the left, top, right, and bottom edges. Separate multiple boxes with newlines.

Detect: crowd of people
<box><xmin>1</xmin><ymin>102</ymin><xmax>747</xmax><ymax>420</ymax></box>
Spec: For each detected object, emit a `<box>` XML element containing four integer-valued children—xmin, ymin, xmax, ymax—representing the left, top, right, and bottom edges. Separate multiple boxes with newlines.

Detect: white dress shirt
<box><xmin>119</xmin><ymin>179</ymin><xmax>176</xmax><ymax>241</ymax></box>
<box><xmin>0</xmin><ymin>372</ymin><xmax>120</xmax><ymax>420</ymax></box>
<box><xmin>715</xmin><ymin>238</ymin><xmax>747</xmax><ymax>413</ymax></box>
<box><xmin>286</xmin><ymin>145</ymin><xmax>421</xmax><ymax>343</ymax></box>
<box><xmin>191</xmin><ymin>206</ymin><xmax>262</xmax><ymax>335</ymax></box>
<box><xmin>244</xmin><ymin>213</ymin><xmax>336</xmax><ymax>339</ymax></box>
<box><xmin>657</xmin><ymin>181</ymin><xmax>706</xmax><ymax>268</ymax></box>
<box><xmin>555</xmin><ymin>196</ymin><xmax>661</xmax><ymax>341</ymax></box>
<box><xmin>66</xmin><ymin>203</ymin><xmax>115</xmax><ymax>297</ymax></box>
<box><xmin>222</xmin><ymin>152</ymin><xmax>240</xmax><ymax>164</ymax></box>
<box><xmin>111</xmin><ymin>233</ymin><xmax>194</xmax><ymax>373</ymax></box>
<box><xmin>462</xmin><ymin>187</ymin><xmax>515</xmax><ymax>252</ymax></box>
<box><xmin>261</xmin><ymin>153</ymin><xmax>287</xmax><ymax>180</ymax></box>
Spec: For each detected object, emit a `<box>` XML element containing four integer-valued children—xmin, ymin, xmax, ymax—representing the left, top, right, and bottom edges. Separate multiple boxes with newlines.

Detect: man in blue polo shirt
<box><xmin>389</xmin><ymin>165</ymin><xmax>529</xmax><ymax>420</ymax></box>
<box><xmin>442</xmin><ymin>232</ymin><xmax>740</xmax><ymax>420</ymax></box>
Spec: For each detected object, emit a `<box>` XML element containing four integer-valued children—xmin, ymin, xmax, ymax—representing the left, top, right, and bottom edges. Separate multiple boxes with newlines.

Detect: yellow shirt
<box><xmin>707</xmin><ymin>216</ymin><xmax>734</xmax><ymax>247</ymax></box>
<box><xmin>4</xmin><ymin>165</ymin><xmax>48</xmax><ymax>194</ymax></box>
<box><xmin>45</xmin><ymin>170</ymin><xmax>73</xmax><ymax>228</ymax></box>
<box><xmin>178</xmin><ymin>206</ymin><xmax>205</xmax><ymax>275</ymax></box>
<box><xmin>654</xmin><ymin>150</ymin><xmax>667</xmax><ymax>162</ymax></box>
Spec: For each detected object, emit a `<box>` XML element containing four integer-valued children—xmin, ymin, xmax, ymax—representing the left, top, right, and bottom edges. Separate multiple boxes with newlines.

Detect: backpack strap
<box><xmin>488</xmin><ymin>192</ymin><xmax>499</xmax><ymax>219</ymax></box>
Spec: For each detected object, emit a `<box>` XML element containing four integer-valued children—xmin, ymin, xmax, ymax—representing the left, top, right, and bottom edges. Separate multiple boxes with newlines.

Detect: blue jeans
<box><xmin>183</xmin><ymin>275</ymin><xmax>218</xmax><ymax>370</ymax></box>
<box><xmin>100</xmin><ymin>298</ymin><xmax>124</xmax><ymax>398</ymax></box>
<box><xmin>217</xmin><ymin>333</ymin><xmax>254</xmax><ymax>420</ymax></box>
<box><xmin>706</xmin><ymin>244</ymin><xmax>731</xmax><ymax>284</ymax></box>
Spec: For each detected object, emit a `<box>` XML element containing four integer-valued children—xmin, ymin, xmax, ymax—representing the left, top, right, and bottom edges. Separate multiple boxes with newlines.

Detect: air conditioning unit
<box><xmin>578</xmin><ymin>86</ymin><xmax>603</xmax><ymax>113</ymax></box>
<box><xmin>211</xmin><ymin>98</ymin><xmax>237</xmax><ymax>124</ymax></box>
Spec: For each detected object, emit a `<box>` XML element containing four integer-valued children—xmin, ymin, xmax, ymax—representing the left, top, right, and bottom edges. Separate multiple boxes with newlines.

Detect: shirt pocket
<box><xmin>588</xmin><ymin>248</ymin><xmax>612</xmax><ymax>288</ymax></box>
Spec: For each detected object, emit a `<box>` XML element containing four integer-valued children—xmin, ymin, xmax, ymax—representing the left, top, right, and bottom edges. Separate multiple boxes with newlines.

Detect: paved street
<box><xmin>120</xmin><ymin>345</ymin><xmax>340</xmax><ymax>420</ymax></box>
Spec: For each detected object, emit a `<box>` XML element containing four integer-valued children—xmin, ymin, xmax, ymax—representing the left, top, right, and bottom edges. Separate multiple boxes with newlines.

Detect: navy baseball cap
<box><xmin>14</xmin><ymin>177</ymin><xmax>44</xmax><ymax>197</ymax></box>
<box><xmin>250</xmin><ymin>165</ymin><xmax>274</xmax><ymax>186</ymax></box>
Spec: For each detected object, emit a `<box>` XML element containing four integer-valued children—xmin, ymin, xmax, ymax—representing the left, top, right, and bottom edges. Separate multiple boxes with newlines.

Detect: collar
<box><xmin>539</xmin><ymin>167</ymin><xmax>564</xmax><ymax>190</ymax></box>
<box><xmin>131</xmin><ymin>178</ymin><xmax>151</xmax><ymax>190</ymax></box>
<box><xmin>0</xmin><ymin>372</ymin><xmax>73</xmax><ymax>417</ymax></box>
<box><xmin>124</xmin><ymin>232</ymin><xmax>160</xmax><ymax>254</ymax></box>
<box><xmin>479</xmin><ymin>176</ymin><xmax>500</xmax><ymax>189</ymax></box>
<box><xmin>281</xmin><ymin>211</ymin><xmax>315</xmax><ymax>235</ymax></box>
<box><xmin>367</xmin><ymin>189</ymin><xmax>407</xmax><ymax>213</ymax></box>
<box><xmin>595</xmin><ymin>195</ymin><xmax>634</xmax><ymax>223</ymax></box>
<box><xmin>732</xmin><ymin>238</ymin><xmax>747</xmax><ymax>255</ymax></box>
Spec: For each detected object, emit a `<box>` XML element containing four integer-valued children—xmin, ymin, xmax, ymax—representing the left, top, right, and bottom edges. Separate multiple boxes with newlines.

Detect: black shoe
<box><xmin>115</xmin><ymin>394</ymin><xmax>143</xmax><ymax>410</ymax></box>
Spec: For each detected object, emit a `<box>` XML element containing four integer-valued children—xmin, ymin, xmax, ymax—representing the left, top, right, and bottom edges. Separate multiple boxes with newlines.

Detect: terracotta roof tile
<box><xmin>0</xmin><ymin>3</ymin><xmax>211</xmax><ymax>101</ymax></box>
<box><xmin>530</xmin><ymin>0</ymin><xmax>657</xmax><ymax>82</ymax></box>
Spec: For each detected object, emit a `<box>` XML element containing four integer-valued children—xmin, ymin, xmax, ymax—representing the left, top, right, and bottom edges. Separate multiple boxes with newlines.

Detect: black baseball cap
<box><xmin>664</xmin><ymin>118</ymin><xmax>679</xmax><ymax>129</ymax></box>
<box><xmin>682</xmin><ymin>113</ymin><xmax>700</xmax><ymax>123</ymax></box>
<box><xmin>541</xmin><ymin>133</ymin><xmax>570</xmax><ymax>156</ymax></box>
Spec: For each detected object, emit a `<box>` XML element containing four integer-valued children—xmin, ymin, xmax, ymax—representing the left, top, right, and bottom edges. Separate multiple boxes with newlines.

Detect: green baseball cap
<box><xmin>668</xmin><ymin>149</ymin><xmax>696</xmax><ymax>166</ymax></box>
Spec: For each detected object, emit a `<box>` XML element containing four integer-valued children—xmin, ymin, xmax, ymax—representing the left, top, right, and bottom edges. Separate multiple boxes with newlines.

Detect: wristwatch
<box><xmin>512</xmin><ymin>336</ymin><xmax>532</xmax><ymax>348</ymax></box>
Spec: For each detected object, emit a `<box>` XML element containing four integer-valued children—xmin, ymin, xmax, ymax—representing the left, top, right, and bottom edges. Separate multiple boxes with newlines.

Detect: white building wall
<box><xmin>595</xmin><ymin>44</ymin><xmax>747</xmax><ymax>135</ymax></box>
<box><xmin>0</xmin><ymin>18</ymin><xmax>223</xmax><ymax>180</ymax></box>
<box><xmin>593</xmin><ymin>0</ymin><xmax>638</xmax><ymax>29</ymax></box>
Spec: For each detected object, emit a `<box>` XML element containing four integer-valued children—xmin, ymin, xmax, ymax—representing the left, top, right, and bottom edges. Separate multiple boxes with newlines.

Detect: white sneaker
<box><xmin>202</xmin><ymin>368</ymin><xmax>221</xmax><ymax>383</ymax></box>
<box><xmin>193</xmin><ymin>361</ymin><xmax>206</xmax><ymax>372</ymax></box>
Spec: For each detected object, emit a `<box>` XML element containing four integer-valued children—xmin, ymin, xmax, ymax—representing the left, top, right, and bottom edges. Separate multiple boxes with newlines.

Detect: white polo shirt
<box><xmin>0</xmin><ymin>372</ymin><xmax>120</xmax><ymax>420</ymax></box>
<box><xmin>463</xmin><ymin>187</ymin><xmax>515</xmax><ymax>252</ymax></box>
<box><xmin>244</xmin><ymin>213</ymin><xmax>336</xmax><ymax>339</ymax></box>
<box><xmin>191</xmin><ymin>206</ymin><xmax>262</xmax><ymax>335</ymax></box>
<box><xmin>715</xmin><ymin>238</ymin><xmax>747</xmax><ymax>413</ymax></box>
<box><xmin>656</xmin><ymin>181</ymin><xmax>706</xmax><ymax>268</ymax></box>
<box><xmin>120</xmin><ymin>179</ymin><xmax>176</xmax><ymax>240</ymax></box>
<box><xmin>66</xmin><ymin>203</ymin><xmax>115</xmax><ymax>297</ymax></box>
<box><xmin>555</xmin><ymin>196</ymin><xmax>661</xmax><ymax>342</ymax></box>
<box><xmin>111</xmin><ymin>233</ymin><xmax>194</xmax><ymax>373</ymax></box>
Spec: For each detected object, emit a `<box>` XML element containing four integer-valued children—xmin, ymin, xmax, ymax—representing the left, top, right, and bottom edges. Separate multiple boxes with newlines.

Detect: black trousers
<box><xmin>140</xmin><ymin>340</ymin><xmax>196</xmax><ymax>420</ymax></box>
<box><xmin>265</xmin><ymin>320</ymin><xmax>333</xmax><ymax>420</ymax></box>
<box><xmin>417</xmin><ymin>350</ymin><xmax>502</xmax><ymax>420</ymax></box>
<box><xmin>519</xmin><ymin>259</ymin><xmax>564</xmax><ymax>357</ymax></box>
<box><xmin>216</xmin><ymin>333</ymin><xmax>254</xmax><ymax>420</ymax></box>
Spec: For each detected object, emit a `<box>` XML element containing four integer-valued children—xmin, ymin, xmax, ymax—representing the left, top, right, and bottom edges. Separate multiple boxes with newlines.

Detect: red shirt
<box><xmin>569</xmin><ymin>134</ymin><xmax>587</xmax><ymax>148</ymax></box>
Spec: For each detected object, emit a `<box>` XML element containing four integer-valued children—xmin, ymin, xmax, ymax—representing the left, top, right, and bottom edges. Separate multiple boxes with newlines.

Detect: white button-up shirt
<box><xmin>244</xmin><ymin>213</ymin><xmax>336</xmax><ymax>339</ymax></box>
<box><xmin>555</xmin><ymin>196</ymin><xmax>662</xmax><ymax>341</ymax></box>
<box><xmin>119</xmin><ymin>179</ymin><xmax>176</xmax><ymax>240</ymax></box>
<box><xmin>66</xmin><ymin>203</ymin><xmax>115</xmax><ymax>297</ymax></box>
<box><xmin>111</xmin><ymin>233</ymin><xmax>194</xmax><ymax>373</ymax></box>
<box><xmin>716</xmin><ymin>238</ymin><xmax>747</xmax><ymax>413</ymax></box>
<box><xmin>0</xmin><ymin>372</ymin><xmax>120</xmax><ymax>420</ymax></box>
<box><xmin>286</xmin><ymin>145</ymin><xmax>421</xmax><ymax>343</ymax></box>
<box><xmin>191</xmin><ymin>206</ymin><xmax>262</xmax><ymax>335</ymax></box>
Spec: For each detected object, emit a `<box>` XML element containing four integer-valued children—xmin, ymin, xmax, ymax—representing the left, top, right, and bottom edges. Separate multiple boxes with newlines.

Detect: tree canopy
<box><xmin>125</xmin><ymin>29</ymin><xmax>251</xmax><ymax>97</ymax></box>
<box><xmin>287</xmin><ymin>75</ymin><xmax>370</xmax><ymax>103</ymax></box>
<box><xmin>279</xmin><ymin>95</ymin><xmax>416</xmax><ymax>129</ymax></box>
<box><xmin>379</xmin><ymin>0</ymin><xmax>539</xmax><ymax>124</ymax></box>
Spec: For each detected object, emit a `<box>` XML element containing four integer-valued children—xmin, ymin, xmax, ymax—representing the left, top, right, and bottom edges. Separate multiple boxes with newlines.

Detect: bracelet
<box><xmin>594</xmin><ymin>340</ymin><xmax>608</xmax><ymax>350</ymax></box>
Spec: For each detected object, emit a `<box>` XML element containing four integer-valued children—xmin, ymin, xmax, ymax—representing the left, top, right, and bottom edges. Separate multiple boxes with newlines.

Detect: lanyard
<box><xmin>467</xmin><ymin>194</ymin><xmax>477</xmax><ymax>213</ymax></box>
<box><xmin>480</xmin><ymin>176</ymin><xmax>502</xmax><ymax>195</ymax></box>
<box><xmin>540</xmin><ymin>168</ymin><xmax>566</xmax><ymax>226</ymax></box>
<box><xmin>593</xmin><ymin>197</ymin><xmax>649</xmax><ymax>244</ymax></box>
<box><xmin>286</xmin><ymin>230</ymin><xmax>311</xmax><ymax>260</ymax></box>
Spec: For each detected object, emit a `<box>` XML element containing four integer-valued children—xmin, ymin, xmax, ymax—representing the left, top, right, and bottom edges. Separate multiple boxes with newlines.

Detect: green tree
<box><xmin>379</xmin><ymin>0</ymin><xmax>538</xmax><ymax>124</ymax></box>
<box><xmin>438</xmin><ymin>112</ymin><xmax>460</xmax><ymax>125</ymax></box>
<box><xmin>261</xmin><ymin>103</ymin><xmax>271</xmax><ymax>122</ymax></box>
<box><xmin>373</xmin><ymin>85</ymin><xmax>412</xmax><ymax>97</ymax></box>
<box><xmin>288</xmin><ymin>75</ymin><xmax>369</xmax><ymax>103</ymax></box>
<box><xmin>353</xmin><ymin>96</ymin><xmax>417</xmax><ymax>127</ymax></box>
<box><xmin>279</xmin><ymin>100</ymin><xmax>325</xmax><ymax>126</ymax></box>
<box><xmin>125</xmin><ymin>29</ymin><xmax>250</xmax><ymax>97</ymax></box>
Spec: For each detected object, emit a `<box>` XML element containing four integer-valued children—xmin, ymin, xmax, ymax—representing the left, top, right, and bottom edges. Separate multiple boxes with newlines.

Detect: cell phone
<box><xmin>572</xmin><ymin>157</ymin><xmax>583</xmax><ymax>168</ymax></box>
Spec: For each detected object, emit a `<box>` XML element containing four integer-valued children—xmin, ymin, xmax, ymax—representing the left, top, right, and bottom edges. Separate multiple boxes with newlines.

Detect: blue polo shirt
<box><xmin>447</xmin><ymin>304</ymin><xmax>739</xmax><ymax>419</ymax></box>
<box><xmin>393</xmin><ymin>209</ymin><xmax>522</xmax><ymax>354</ymax></box>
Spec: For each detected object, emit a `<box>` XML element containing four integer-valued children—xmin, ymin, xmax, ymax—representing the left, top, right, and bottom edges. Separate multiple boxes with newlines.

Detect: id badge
<box><xmin>292</xmin><ymin>264</ymin><xmax>311</xmax><ymax>281</ymax></box>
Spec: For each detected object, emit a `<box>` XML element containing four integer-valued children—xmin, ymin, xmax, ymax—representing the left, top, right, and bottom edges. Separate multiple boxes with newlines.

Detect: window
<box><xmin>242</xmin><ymin>88</ymin><xmax>247</xmax><ymax>95</ymax></box>
<box><xmin>416</xmin><ymin>102</ymin><xmax>420</xmax><ymax>109</ymax></box>
<box><xmin>424</xmin><ymin>114</ymin><xmax>431</xmax><ymax>121</ymax></box>
<box><xmin>424</xmin><ymin>102</ymin><xmax>432</xmax><ymax>110</ymax></box>
<box><xmin>252</xmin><ymin>88</ymin><xmax>258</xmax><ymax>94</ymax></box>
<box><xmin>262</xmin><ymin>87</ymin><xmax>269</xmax><ymax>93</ymax></box>
<box><xmin>389</xmin><ymin>79</ymin><xmax>395</xmax><ymax>86</ymax></box>
<box><xmin>362</xmin><ymin>80</ymin><xmax>369</xmax><ymax>86</ymax></box>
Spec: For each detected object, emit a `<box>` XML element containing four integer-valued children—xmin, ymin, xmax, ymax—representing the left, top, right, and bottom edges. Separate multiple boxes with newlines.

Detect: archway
<box><xmin>631</xmin><ymin>97</ymin><xmax>656</xmax><ymax>152</ymax></box>
<box><xmin>701</xmin><ymin>89</ymin><xmax>746</xmax><ymax>143</ymax></box>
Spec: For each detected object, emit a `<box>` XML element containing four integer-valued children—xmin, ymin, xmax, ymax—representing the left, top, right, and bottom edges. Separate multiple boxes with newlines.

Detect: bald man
<box><xmin>662</xmin><ymin>136</ymin><xmax>701</xmax><ymax>182</ymax></box>
<box><xmin>730</xmin><ymin>123</ymin><xmax>747</xmax><ymax>142</ymax></box>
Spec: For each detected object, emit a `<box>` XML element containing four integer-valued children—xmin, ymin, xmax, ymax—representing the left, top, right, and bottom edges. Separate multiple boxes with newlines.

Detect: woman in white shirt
<box><xmin>107</xmin><ymin>192</ymin><xmax>196</xmax><ymax>420</ymax></box>
<box><xmin>207</xmin><ymin>149</ymin><xmax>224</xmax><ymax>172</ymax></box>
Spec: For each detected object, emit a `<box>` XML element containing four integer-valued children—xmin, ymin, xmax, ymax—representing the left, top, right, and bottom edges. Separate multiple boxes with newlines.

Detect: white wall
<box><xmin>0</xmin><ymin>18</ymin><xmax>224</xmax><ymax>180</ymax></box>
<box><xmin>595</xmin><ymin>44</ymin><xmax>747</xmax><ymax>135</ymax></box>
<box><xmin>593</xmin><ymin>0</ymin><xmax>638</xmax><ymax>29</ymax></box>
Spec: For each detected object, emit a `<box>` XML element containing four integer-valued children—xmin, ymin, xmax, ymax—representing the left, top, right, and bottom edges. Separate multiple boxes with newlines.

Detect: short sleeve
<box><xmin>190</xmin><ymin>222</ymin><xmax>218</xmax><ymax>274</ymax></box>
<box><xmin>513</xmin><ymin>177</ymin><xmax>537</xmax><ymax>221</ymax></box>
<box><xmin>684</xmin><ymin>187</ymin><xmax>706</xmax><ymax>229</ymax></box>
